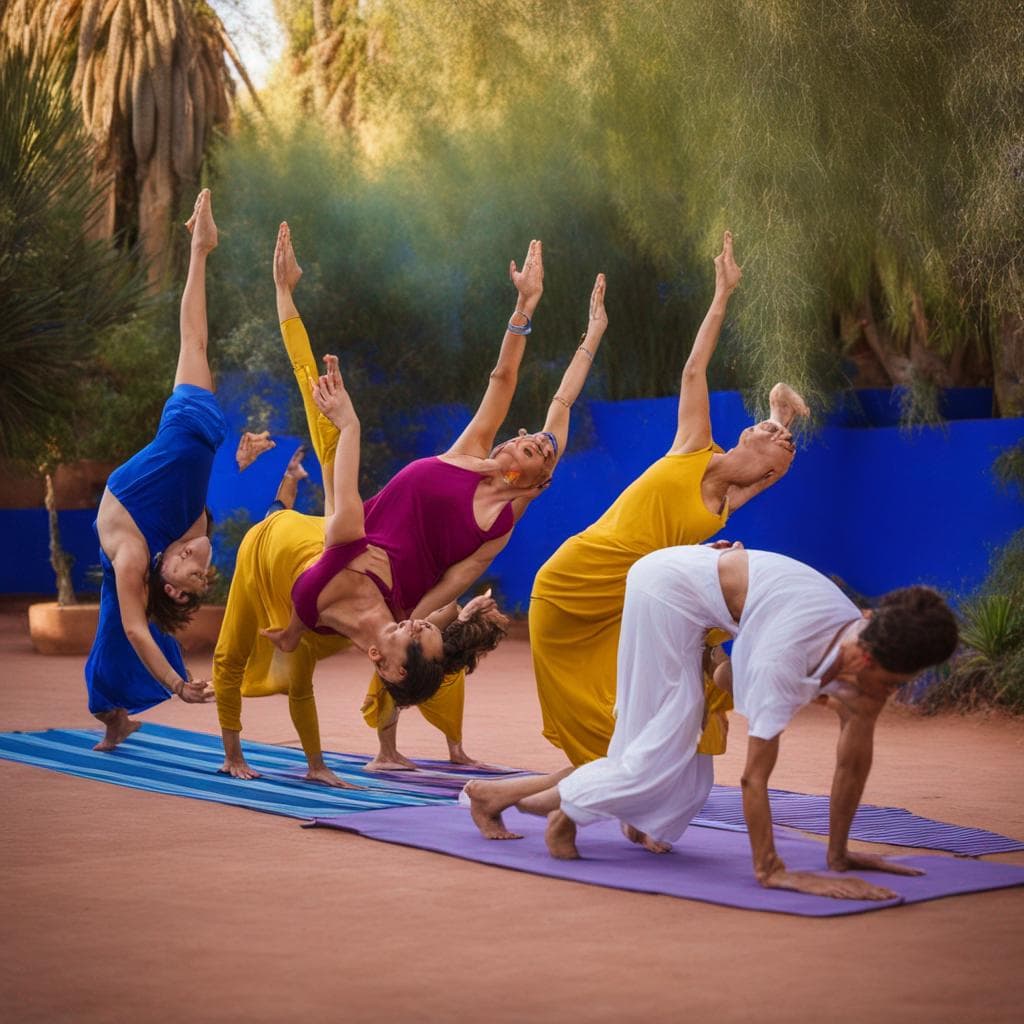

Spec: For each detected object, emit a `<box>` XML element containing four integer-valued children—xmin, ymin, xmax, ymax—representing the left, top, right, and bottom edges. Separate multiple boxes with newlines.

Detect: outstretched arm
<box><xmin>446</xmin><ymin>241</ymin><xmax>544</xmax><ymax>458</ymax></box>
<box><xmin>312</xmin><ymin>357</ymin><xmax>365</xmax><ymax>548</ymax></box>
<box><xmin>669</xmin><ymin>230</ymin><xmax>742</xmax><ymax>455</ymax></box>
<box><xmin>540</xmin><ymin>273</ymin><xmax>608</xmax><ymax>457</ymax></box>
<box><xmin>113</xmin><ymin>558</ymin><xmax>211</xmax><ymax>703</ymax></box>
<box><xmin>408</xmin><ymin>533</ymin><xmax>512</xmax><ymax>620</ymax></box>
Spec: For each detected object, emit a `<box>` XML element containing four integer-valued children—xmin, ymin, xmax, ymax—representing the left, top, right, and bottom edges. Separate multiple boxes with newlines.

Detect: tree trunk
<box><xmin>857</xmin><ymin>296</ymin><xmax>912</xmax><ymax>385</ymax></box>
<box><xmin>994</xmin><ymin>313</ymin><xmax>1024</xmax><ymax>417</ymax></box>
<box><xmin>44</xmin><ymin>472</ymin><xmax>77</xmax><ymax>606</ymax></box>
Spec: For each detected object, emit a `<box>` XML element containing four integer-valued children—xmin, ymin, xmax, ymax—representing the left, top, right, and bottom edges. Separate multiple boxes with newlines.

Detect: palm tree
<box><xmin>0</xmin><ymin>48</ymin><xmax>149</xmax><ymax>602</ymax></box>
<box><xmin>2</xmin><ymin>0</ymin><xmax>258</xmax><ymax>286</ymax></box>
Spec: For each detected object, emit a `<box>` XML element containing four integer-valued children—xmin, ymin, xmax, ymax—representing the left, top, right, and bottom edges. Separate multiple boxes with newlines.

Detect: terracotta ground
<box><xmin>2</xmin><ymin>604</ymin><xmax>1022</xmax><ymax>1024</ymax></box>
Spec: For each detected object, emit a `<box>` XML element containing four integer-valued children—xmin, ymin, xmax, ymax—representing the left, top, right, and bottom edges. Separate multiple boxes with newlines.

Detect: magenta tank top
<box><xmin>362</xmin><ymin>457</ymin><xmax>514</xmax><ymax>614</ymax></box>
<box><xmin>291</xmin><ymin>537</ymin><xmax>400</xmax><ymax>634</ymax></box>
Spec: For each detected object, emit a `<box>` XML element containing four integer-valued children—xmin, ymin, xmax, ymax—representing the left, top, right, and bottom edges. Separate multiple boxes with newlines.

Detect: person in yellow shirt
<box><xmin>529</xmin><ymin>231</ymin><xmax>809</xmax><ymax>770</ymax></box>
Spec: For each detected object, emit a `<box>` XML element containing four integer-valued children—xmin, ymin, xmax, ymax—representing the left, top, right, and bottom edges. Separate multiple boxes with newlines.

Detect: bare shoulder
<box><xmin>828</xmin><ymin>681</ymin><xmax>887</xmax><ymax>723</ymax></box>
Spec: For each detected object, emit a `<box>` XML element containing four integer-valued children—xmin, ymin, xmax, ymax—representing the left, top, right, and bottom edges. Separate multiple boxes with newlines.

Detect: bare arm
<box><xmin>313</xmin><ymin>357</ymin><xmax>365</xmax><ymax>548</ymax></box>
<box><xmin>826</xmin><ymin>698</ymin><xmax>924</xmax><ymax>877</ymax></box>
<box><xmin>408</xmin><ymin>533</ymin><xmax>511</xmax><ymax>620</ymax></box>
<box><xmin>447</xmin><ymin>241</ymin><xmax>544</xmax><ymax>458</ymax></box>
<box><xmin>112</xmin><ymin>556</ymin><xmax>209</xmax><ymax>702</ymax></box>
<box><xmin>669</xmin><ymin>231</ymin><xmax>741</xmax><ymax>455</ymax></box>
<box><xmin>540</xmin><ymin>273</ymin><xmax>607</xmax><ymax>457</ymax></box>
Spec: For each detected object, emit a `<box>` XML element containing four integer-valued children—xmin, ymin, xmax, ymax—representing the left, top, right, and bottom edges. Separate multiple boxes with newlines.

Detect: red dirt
<box><xmin>2</xmin><ymin>605</ymin><xmax>1022</xmax><ymax>1023</ymax></box>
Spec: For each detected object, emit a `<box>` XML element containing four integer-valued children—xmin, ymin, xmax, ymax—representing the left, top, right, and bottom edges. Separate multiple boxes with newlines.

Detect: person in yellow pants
<box><xmin>272</xmin><ymin>221</ymin><xmax>608</xmax><ymax>770</ymax></box>
<box><xmin>531</xmin><ymin>231</ymin><xmax>810</xmax><ymax>767</ymax></box>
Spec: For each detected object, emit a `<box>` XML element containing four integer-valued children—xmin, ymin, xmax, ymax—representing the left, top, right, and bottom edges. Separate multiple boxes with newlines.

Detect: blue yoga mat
<box><xmin>0</xmin><ymin>725</ymin><xmax>1020</xmax><ymax>857</ymax></box>
<box><xmin>0</xmin><ymin>723</ymin><xmax>522</xmax><ymax>819</ymax></box>
<box><xmin>314</xmin><ymin>805</ymin><xmax>1024</xmax><ymax>918</ymax></box>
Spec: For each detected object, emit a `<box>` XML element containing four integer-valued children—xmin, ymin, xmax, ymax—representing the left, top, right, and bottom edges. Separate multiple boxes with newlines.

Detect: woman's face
<box><xmin>374</xmin><ymin>619</ymin><xmax>444</xmax><ymax>681</ymax></box>
<box><xmin>161</xmin><ymin>536</ymin><xmax>213</xmax><ymax>597</ymax></box>
<box><xmin>736</xmin><ymin>421</ymin><xmax>795</xmax><ymax>475</ymax></box>
<box><xmin>493</xmin><ymin>432</ymin><xmax>556</xmax><ymax>488</ymax></box>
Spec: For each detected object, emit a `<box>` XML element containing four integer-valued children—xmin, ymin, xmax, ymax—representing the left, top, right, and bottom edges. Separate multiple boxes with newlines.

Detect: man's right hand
<box><xmin>762</xmin><ymin>867</ymin><xmax>898</xmax><ymax>901</ymax></box>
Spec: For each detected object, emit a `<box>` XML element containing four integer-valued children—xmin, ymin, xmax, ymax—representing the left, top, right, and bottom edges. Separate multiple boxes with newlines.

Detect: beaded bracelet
<box><xmin>577</xmin><ymin>345</ymin><xmax>594</xmax><ymax>362</ymax></box>
<box><xmin>552</xmin><ymin>394</ymin><xmax>571</xmax><ymax>408</ymax></box>
<box><xmin>507</xmin><ymin>311</ymin><xmax>532</xmax><ymax>336</ymax></box>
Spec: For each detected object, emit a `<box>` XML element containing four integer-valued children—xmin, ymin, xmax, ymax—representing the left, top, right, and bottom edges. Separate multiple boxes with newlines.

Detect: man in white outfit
<box><xmin>465</xmin><ymin>543</ymin><xmax>958</xmax><ymax>901</ymax></box>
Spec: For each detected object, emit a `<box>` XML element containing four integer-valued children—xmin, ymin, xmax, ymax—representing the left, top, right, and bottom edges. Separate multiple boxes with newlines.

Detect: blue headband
<box><xmin>540</xmin><ymin>431</ymin><xmax>559</xmax><ymax>457</ymax></box>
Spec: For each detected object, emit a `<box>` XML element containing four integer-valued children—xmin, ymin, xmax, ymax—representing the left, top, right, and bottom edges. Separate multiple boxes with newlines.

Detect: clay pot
<box><xmin>28</xmin><ymin>602</ymin><xmax>99</xmax><ymax>655</ymax></box>
<box><xmin>27</xmin><ymin>602</ymin><xmax>225</xmax><ymax>656</ymax></box>
<box><xmin>177</xmin><ymin>605</ymin><xmax>225</xmax><ymax>652</ymax></box>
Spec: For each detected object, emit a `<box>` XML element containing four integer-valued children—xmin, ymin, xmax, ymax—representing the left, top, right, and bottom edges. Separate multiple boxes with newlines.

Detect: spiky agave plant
<box><xmin>0</xmin><ymin>48</ymin><xmax>149</xmax><ymax>603</ymax></box>
<box><xmin>1</xmin><ymin>0</ymin><xmax>258</xmax><ymax>286</ymax></box>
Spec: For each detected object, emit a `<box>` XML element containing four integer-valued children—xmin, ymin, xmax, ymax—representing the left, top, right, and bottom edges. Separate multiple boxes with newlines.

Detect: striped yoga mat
<box><xmin>0</xmin><ymin>723</ymin><xmax>522</xmax><ymax>819</ymax></box>
<box><xmin>0</xmin><ymin>724</ymin><xmax>1020</xmax><ymax>856</ymax></box>
<box><xmin>695</xmin><ymin>787</ymin><xmax>1024</xmax><ymax>857</ymax></box>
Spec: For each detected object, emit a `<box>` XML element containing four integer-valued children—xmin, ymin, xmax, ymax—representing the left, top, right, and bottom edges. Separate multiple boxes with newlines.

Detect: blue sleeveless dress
<box><xmin>85</xmin><ymin>385</ymin><xmax>228</xmax><ymax>714</ymax></box>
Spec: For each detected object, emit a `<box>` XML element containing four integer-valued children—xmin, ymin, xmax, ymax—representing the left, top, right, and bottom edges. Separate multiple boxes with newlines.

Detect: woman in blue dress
<box><xmin>85</xmin><ymin>189</ymin><xmax>227</xmax><ymax>750</ymax></box>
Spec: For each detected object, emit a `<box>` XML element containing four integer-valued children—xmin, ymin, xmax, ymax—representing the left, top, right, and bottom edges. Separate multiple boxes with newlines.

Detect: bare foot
<box><xmin>464</xmin><ymin>780</ymin><xmax>523</xmax><ymax>840</ymax></box>
<box><xmin>284</xmin><ymin>444</ymin><xmax>309</xmax><ymax>481</ymax></box>
<box><xmin>219</xmin><ymin>758</ymin><xmax>260</xmax><ymax>780</ymax></box>
<box><xmin>260</xmin><ymin>626</ymin><xmax>301</xmax><ymax>653</ymax></box>
<box><xmin>236</xmin><ymin>430</ymin><xmax>276</xmax><ymax>471</ymax></box>
<box><xmin>545</xmin><ymin>809</ymin><xmax>580</xmax><ymax>859</ymax></box>
<box><xmin>621</xmin><ymin>822</ymin><xmax>672</xmax><ymax>854</ymax></box>
<box><xmin>447</xmin><ymin>741</ymin><xmax>484</xmax><ymax>767</ymax></box>
<box><xmin>93</xmin><ymin>712</ymin><xmax>141</xmax><ymax>752</ymax></box>
<box><xmin>305</xmin><ymin>765</ymin><xmax>362</xmax><ymax>789</ymax></box>
<box><xmin>769</xmin><ymin>382</ymin><xmax>810</xmax><ymax>429</ymax></box>
<box><xmin>365</xmin><ymin>753</ymin><xmax>419</xmax><ymax>772</ymax></box>
<box><xmin>185</xmin><ymin>188</ymin><xmax>218</xmax><ymax>253</ymax></box>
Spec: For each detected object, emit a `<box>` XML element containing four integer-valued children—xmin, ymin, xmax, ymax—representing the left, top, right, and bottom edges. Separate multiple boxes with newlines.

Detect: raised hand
<box><xmin>185</xmin><ymin>188</ymin><xmax>218</xmax><ymax>253</ymax></box>
<box><xmin>311</xmin><ymin>354</ymin><xmax>358</xmax><ymax>429</ymax></box>
<box><xmin>587</xmin><ymin>272</ymin><xmax>608</xmax><ymax>334</ymax></box>
<box><xmin>235</xmin><ymin>430</ymin><xmax>276</xmax><ymax>471</ymax></box>
<box><xmin>273</xmin><ymin>221</ymin><xmax>303</xmax><ymax>293</ymax></box>
<box><xmin>713</xmin><ymin>230</ymin><xmax>741</xmax><ymax>296</ymax></box>
<box><xmin>509</xmin><ymin>239</ymin><xmax>544</xmax><ymax>306</ymax></box>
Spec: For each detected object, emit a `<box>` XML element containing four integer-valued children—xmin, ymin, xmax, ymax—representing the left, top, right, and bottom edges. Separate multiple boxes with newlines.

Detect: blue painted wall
<box><xmin>4</xmin><ymin>392</ymin><xmax>1021</xmax><ymax>611</ymax></box>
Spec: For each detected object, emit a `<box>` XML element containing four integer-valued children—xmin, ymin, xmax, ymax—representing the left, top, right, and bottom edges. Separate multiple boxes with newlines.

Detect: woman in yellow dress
<box><xmin>530</xmin><ymin>231</ymin><xmax>809</xmax><ymax>767</ymax></box>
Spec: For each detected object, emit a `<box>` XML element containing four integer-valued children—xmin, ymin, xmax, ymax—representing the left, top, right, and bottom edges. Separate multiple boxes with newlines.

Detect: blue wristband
<box><xmin>507</xmin><ymin>312</ymin><xmax>532</xmax><ymax>335</ymax></box>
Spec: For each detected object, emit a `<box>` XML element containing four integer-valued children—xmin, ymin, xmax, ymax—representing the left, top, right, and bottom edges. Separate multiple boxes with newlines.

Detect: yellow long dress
<box><xmin>529</xmin><ymin>447</ymin><xmax>734</xmax><ymax>767</ymax></box>
<box><xmin>213</xmin><ymin>509</ymin><xmax>349</xmax><ymax>759</ymax></box>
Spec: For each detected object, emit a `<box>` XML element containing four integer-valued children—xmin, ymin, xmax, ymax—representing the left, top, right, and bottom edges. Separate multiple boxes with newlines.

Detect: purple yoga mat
<box><xmin>313</xmin><ymin>805</ymin><xmax>1024</xmax><ymax>917</ymax></box>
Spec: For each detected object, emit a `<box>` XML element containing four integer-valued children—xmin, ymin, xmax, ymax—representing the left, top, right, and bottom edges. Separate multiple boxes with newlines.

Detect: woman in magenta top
<box><xmin>265</xmin><ymin>223</ymin><xmax>607</xmax><ymax>769</ymax></box>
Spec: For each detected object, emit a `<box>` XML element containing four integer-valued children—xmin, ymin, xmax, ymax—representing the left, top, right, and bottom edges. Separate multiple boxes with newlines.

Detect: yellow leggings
<box><xmin>212</xmin><ymin>512</ymin><xmax>349</xmax><ymax>761</ymax></box>
<box><xmin>281</xmin><ymin>316</ymin><xmax>466</xmax><ymax>744</ymax></box>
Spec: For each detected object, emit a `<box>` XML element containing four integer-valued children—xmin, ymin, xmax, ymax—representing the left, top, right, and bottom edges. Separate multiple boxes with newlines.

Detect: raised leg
<box><xmin>175</xmin><ymin>189</ymin><xmax>217</xmax><ymax>391</ymax></box>
<box><xmin>768</xmin><ymin>382</ymin><xmax>810</xmax><ymax>429</ymax></box>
